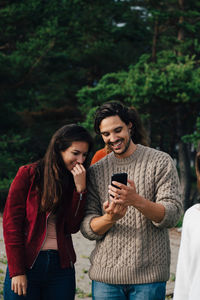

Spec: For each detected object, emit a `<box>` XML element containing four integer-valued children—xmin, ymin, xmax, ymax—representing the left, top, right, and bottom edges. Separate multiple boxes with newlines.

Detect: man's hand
<box><xmin>11</xmin><ymin>274</ymin><xmax>27</xmax><ymax>296</ymax></box>
<box><xmin>109</xmin><ymin>179</ymin><xmax>165</xmax><ymax>223</ymax></box>
<box><xmin>103</xmin><ymin>200</ymin><xmax>127</xmax><ymax>222</ymax></box>
<box><xmin>108</xmin><ymin>179</ymin><xmax>137</xmax><ymax>206</ymax></box>
<box><xmin>90</xmin><ymin>200</ymin><xmax>128</xmax><ymax>235</ymax></box>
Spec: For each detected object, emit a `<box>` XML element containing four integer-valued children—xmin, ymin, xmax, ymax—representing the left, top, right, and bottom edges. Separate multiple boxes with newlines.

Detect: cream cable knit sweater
<box><xmin>81</xmin><ymin>144</ymin><xmax>183</xmax><ymax>285</ymax></box>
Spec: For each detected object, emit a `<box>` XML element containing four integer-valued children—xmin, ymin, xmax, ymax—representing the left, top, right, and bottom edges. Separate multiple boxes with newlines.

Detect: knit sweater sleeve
<box><xmin>152</xmin><ymin>153</ymin><xmax>183</xmax><ymax>228</ymax></box>
<box><xmin>80</xmin><ymin>166</ymin><xmax>104</xmax><ymax>241</ymax></box>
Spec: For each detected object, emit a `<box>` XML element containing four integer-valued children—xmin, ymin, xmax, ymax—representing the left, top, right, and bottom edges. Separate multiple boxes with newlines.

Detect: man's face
<box><xmin>99</xmin><ymin>115</ymin><xmax>133</xmax><ymax>158</ymax></box>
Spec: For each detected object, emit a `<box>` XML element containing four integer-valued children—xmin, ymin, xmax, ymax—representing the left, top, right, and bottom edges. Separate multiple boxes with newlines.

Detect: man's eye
<box><xmin>115</xmin><ymin>128</ymin><xmax>122</xmax><ymax>133</ymax></box>
<box><xmin>103</xmin><ymin>133</ymin><xmax>109</xmax><ymax>137</ymax></box>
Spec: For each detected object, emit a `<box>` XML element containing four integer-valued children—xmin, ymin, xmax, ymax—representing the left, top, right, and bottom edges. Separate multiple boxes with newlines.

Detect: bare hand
<box><xmin>103</xmin><ymin>200</ymin><xmax>127</xmax><ymax>222</ymax></box>
<box><xmin>71</xmin><ymin>163</ymin><xmax>86</xmax><ymax>193</ymax></box>
<box><xmin>109</xmin><ymin>180</ymin><xmax>166</xmax><ymax>223</ymax></box>
<box><xmin>108</xmin><ymin>179</ymin><xmax>137</xmax><ymax>207</ymax></box>
<box><xmin>11</xmin><ymin>274</ymin><xmax>27</xmax><ymax>296</ymax></box>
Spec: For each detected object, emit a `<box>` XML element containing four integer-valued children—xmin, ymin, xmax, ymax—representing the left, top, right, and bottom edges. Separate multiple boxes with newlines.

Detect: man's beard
<box><xmin>109</xmin><ymin>135</ymin><xmax>132</xmax><ymax>156</ymax></box>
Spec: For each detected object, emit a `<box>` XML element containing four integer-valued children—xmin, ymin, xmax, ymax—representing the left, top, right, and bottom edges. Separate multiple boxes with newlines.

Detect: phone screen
<box><xmin>111</xmin><ymin>173</ymin><xmax>127</xmax><ymax>188</ymax></box>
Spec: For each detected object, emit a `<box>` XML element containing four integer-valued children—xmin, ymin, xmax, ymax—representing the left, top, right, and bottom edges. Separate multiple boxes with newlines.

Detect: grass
<box><xmin>76</xmin><ymin>287</ymin><xmax>92</xmax><ymax>298</ymax></box>
<box><xmin>0</xmin><ymin>257</ymin><xmax>7</xmax><ymax>265</ymax></box>
<box><xmin>175</xmin><ymin>214</ymin><xmax>183</xmax><ymax>228</ymax></box>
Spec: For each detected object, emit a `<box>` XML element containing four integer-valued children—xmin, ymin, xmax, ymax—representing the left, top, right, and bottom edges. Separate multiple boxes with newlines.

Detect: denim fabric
<box><xmin>4</xmin><ymin>250</ymin><xmax>75</xmax><ymax>300</ymax></box>
<box><xmin>92</xmin><ymin>280</ymin><xmax>166</xmax><ymax>300</ymax></box>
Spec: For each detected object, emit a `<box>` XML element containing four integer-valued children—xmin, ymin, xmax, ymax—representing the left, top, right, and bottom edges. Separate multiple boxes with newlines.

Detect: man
<box><xmin>81</xmin><ymin>101</ymin><xmax>182</xmax><ymax>300</ymax></box>
<box><xmin>90</xmin><ymin>104</ymin><xmax>148</xmax><ymax>165</ymax></box>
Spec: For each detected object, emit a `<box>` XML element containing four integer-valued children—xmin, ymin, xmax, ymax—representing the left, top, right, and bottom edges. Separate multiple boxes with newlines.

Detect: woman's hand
<box><xmin>71</xmin><ymin>163</ymin><xmax>86</xmax><ymax>193</ymax></box>
<box><xmin>11</xmin><ymin>274</ymin><xmax>27</xmax><ymax>296</ymax></box>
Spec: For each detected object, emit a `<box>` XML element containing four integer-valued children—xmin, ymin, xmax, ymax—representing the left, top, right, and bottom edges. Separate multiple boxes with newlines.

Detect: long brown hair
<box><xmin>94</xmin><ymin>101</ymin><xmax>149</xmax><ymax>146</ymax></box>
<box><xmin>35</xmin><ymin>124</ymin><xmax>93</xmax><ymax>212</ymax></box>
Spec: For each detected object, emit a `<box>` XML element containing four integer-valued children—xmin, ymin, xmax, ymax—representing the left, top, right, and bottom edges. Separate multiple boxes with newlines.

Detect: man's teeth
<box><xmin>113</xmin><ymin>141</ymin><xmax>121</xmax><ymax>147</ymax></box>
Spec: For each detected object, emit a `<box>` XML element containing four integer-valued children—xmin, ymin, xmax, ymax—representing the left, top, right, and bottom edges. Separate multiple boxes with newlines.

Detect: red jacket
<box><xmin>3</xmin><ymin>164</ymin><xmax>86</xmax><ymax>278</ymax></box>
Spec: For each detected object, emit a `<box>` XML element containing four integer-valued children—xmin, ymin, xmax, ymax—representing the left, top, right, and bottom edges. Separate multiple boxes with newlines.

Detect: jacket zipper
<box><xmin>74</xmin><ymin>193</ymin><xmax>83</xmax><ymax>217</ymax></box>
<box><xmin>65</xmin><ymin>235</ymin><xmax>74</xmax><ymax>268</ymax></box>
<box><xmin>30</xmin><ymin>212</ymin><xmax>51</xmax><ymax>268</ymax></box>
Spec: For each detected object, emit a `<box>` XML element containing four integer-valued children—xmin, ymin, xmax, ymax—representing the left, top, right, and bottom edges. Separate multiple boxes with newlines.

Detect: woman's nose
<box><xmin>77</xmin><ymin>155</ymin><xmax>85</xmax><ymax>164</ymax></box>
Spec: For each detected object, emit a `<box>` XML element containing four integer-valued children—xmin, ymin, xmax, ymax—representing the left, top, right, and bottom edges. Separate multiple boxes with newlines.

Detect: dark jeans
<box><xmin>4</xmin><ymin>250</ymin><xmax>75</xmax><ymax>300</ymax></box>
<box><xmin>92</xmin><ymin>280</ymin><xmax>166</xmax><ymax>300</ymax></box>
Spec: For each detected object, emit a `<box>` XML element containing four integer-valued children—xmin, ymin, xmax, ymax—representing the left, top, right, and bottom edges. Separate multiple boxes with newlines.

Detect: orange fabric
<box><xmin>91</xmin><ymin>148</ymin><xmax>108</xmax><ymax>165</ymax></box>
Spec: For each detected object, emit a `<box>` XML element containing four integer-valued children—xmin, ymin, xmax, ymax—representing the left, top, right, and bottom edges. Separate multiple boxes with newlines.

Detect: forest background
<box><xmin>1</xmin><ymin>0</ymin><xmax>200</xmax><ymax>214</ymax></box>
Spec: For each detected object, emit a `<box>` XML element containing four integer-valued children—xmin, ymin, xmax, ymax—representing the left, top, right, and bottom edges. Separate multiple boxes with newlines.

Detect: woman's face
<box><xmin>60</xmin><ymin>141</ymin><xmax>89</xmax><ymax>171</ymax></box>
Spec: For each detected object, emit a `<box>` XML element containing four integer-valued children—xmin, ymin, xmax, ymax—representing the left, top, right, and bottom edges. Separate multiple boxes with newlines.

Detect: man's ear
<box><xmin>128</xmin><ymin>122</ymin><xmax>132</xmax><ymax>130</ymax></box>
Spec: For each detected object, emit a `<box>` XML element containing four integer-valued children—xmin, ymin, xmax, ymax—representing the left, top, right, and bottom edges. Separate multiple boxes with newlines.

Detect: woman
<box><xmin>3</xmin><ymin>124</ymin><xmax>93</xmax><ymax>300</ymax></box>
<box><xmin>173</xmin><ymin>143</ymin><xmax>200</xmax><ymax>300</ymax></box>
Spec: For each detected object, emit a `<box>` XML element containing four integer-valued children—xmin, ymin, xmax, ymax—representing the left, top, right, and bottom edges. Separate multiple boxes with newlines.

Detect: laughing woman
<box><xmin>3</xmin><ymin>124</ymin><xmax>93</xmax><ymax>300</ymax></box>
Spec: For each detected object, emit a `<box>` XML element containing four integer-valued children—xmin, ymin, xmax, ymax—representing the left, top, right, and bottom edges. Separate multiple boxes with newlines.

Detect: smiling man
<box><xmin>81</xmin><ymin>101</ymin><xmax>183</xmax><ymax>300</ymax></box>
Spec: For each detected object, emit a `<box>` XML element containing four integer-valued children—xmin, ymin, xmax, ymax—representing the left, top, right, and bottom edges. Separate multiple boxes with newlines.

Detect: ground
<box><xmin>0</xmin><ymin>216</ymin><xmax>181</xmax><ymax>300</ymax></box>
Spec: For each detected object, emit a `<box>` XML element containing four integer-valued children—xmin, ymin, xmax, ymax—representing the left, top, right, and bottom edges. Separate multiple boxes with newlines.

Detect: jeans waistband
<box><xmin>40</xmin><ymin>250</ymin><xmax>58</xmax><ymax>255</ymax></box>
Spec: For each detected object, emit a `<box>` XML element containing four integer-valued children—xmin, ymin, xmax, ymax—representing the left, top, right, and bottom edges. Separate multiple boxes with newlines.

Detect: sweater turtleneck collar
<box><xmin>109</xmin><ymin>144</ymin><xmax>145</xmax><ymax>165</ymax></box>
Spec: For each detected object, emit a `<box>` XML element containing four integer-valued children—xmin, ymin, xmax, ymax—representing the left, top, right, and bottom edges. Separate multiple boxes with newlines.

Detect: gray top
<box><xmin>81</xmin><ymin>144</ymin><xmax>183</xmax><ymax>284</ymax></box>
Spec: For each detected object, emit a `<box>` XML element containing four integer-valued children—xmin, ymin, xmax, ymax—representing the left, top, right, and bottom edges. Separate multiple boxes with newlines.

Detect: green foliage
<box><xmin>182</xmin><ymin>117</ymin><xmax>200</xmax><ymax>148</ymax></box>
<box><xmin>77</xmin><ymin>72</ymin><xmax>128</xmax><ymax>115</ymax></box>
<box><xmin>75</xmin><ymin>287</ymin><xmax>91</xmax><ymax>298</ymax></box>
<box><xmin>146</xmin><ymin>1</ymin><xmax>200</xmax><ymax>57</ymax></box>
<box><xmin>0</xmin><ymin>0</ymin><xmax>151</xmax><ymax>189</ymax></box>
<box><xmin>175</xmin><ymin>215</ymin><xmax>183</xmax><ymax>228</ymax></box>
<box><xmin>78</xmin><ymin>50</ymin><xmax>200</xmax><ymax>153</ymax></box>
<box><xmin>126</xmin><ymin>51</ymin><xmax>200</xmax><ymax>105</ymax></box>
<box><xmin>80</xmin><ymin>107</ymin><xmax>98</xmax><ymax>137</ymax></box>
<box><xmin>0</xmin><ymin>0</ymin><xmax>151</xmax><ymax>119</ymax></box>
<box><xmin>1</xmin><ymin>0</ymin><xmax>200</xmax><ymax>205</ymax></box>
<box><xmin>0</xmin><ymin>0</ymin><xmax>151</xmax><ymax>185</ymax></box>
<box><xmin>0</xmin><ymin>133</ymin><xmax>33</xmax><ymax>190</ymax></box>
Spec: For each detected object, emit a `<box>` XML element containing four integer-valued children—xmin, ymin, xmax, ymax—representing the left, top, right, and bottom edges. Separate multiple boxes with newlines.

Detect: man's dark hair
<box><xmin>94</xmin><ymin>101</ymin><xmax>149</xmax><ymax>146</ymax></box>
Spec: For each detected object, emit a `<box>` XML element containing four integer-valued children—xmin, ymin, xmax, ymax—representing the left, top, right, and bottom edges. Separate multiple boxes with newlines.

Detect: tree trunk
<box><xmin>176</xmin><ymin>0</ymin><xmax>191</xmax><ymax>210</ymax></box>
<box><xmin>177</xmin><ymin>0</ymin><xmax>184</xmax><ymax>55</ymax></box>
<box><xmin>152</xmin><ymin>18</ymin><xmax>159</xmax><ymax>62</ymax></box>
<box><xmin>176</xmin><ymin>106</ymin><xmax>191</xmax><ymax>210</ymax></box>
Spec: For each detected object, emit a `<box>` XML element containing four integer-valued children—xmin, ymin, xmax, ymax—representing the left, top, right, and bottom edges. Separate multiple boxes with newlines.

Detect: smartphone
<box><xmin>111</xmin><ymin>173</ymin><xmax>128</xmax><ymax>188</ymax></box>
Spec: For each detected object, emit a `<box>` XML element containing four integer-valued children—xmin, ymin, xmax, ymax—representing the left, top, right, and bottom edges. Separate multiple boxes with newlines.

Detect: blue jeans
<box><xmin>92</xmin><ymin>280</ymin><xmax>166</xmax><ymax>300</ymax></box>
<box><xmin>4</xmin><ymin>250</ymin><xmax>75</xmax><ymax>300</ymax></box>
